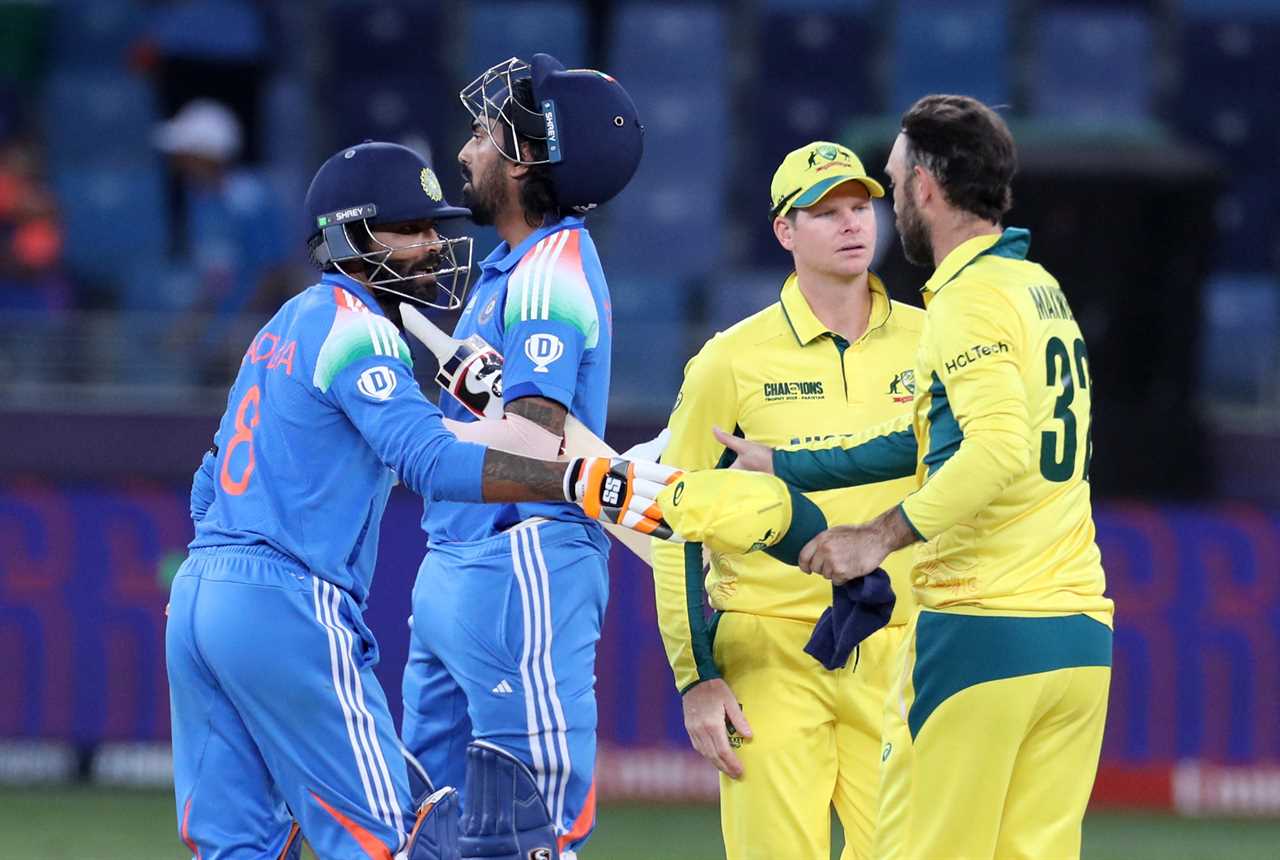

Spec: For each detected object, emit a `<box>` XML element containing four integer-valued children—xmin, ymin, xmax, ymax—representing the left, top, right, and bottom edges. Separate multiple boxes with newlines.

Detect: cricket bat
<box><xmin>400</xmin><ymin>302</ymin><xmax>654</xmax><ymax>566</ymax></box>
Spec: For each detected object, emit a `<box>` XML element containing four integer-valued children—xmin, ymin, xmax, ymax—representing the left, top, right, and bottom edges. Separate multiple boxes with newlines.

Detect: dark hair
<box><xmin>510</xmin><ymin>77</ymin><xmax>564</xmax><ymax>228</ymax></box>
<box><xmin>900</xmin><ymin>94</ymin><xmax>1016</xmax><ymax>222</ymax></box>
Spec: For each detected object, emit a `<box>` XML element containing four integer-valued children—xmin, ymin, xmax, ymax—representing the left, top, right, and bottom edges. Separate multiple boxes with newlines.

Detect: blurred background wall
<box><xmin>0</xmin><ymin>0</ymin><xmax>1277</xmax><ymax>821</ymax></box>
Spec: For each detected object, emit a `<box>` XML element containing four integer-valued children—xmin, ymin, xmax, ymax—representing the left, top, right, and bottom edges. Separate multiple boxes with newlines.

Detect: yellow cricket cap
<box><xmin>769</xmin><ymin>141</ymin><xmax>884</xmax><ymax>220</ymax></box>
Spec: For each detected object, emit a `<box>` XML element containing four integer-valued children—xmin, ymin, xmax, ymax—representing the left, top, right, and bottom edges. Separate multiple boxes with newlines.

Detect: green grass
<box><xmin>3</xmin><ymin>788</ymin><xmax>1279</xmax><ymax>859</ymax></box>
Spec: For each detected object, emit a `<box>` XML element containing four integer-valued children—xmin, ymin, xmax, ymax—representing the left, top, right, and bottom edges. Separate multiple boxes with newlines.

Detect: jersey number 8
<box><xmin>220</xmin><ymin>385</ymin><xmax>262</xmax><ymax>495</ymax></box>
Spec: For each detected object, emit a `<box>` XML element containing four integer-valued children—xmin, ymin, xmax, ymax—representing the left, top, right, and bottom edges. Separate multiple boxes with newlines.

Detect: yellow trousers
<box><xmin>874</xmin><ymin>609</ymin><xmax>1112</xmax><ymax>860</ymax></box>
<box><xmin>713</xmin><ymin>611</ymin><xmax>907</xmax><ymax>860</ymax></box>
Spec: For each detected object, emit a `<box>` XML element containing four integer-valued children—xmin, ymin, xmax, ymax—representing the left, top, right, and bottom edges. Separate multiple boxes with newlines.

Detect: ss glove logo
<box><xmin>524</xmin><ymin>333</ymin><xmax>564</xmax><ymax>373</ymax></box>
<box><xmin>602</xmin><ymin>474</ymin><xmax>623</xmax><ymax>506</ymax></box>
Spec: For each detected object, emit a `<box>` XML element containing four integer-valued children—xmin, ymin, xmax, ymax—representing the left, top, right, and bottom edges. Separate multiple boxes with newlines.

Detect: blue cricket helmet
<box><xmin>460</xmin><ymin>53</ymin><xmax>644</xmax><ymax>211</ymax></box>
<box><xmin>304</xmin><ymin>141</ymin><xmax>474</xmax><ymax>310</ymax></box>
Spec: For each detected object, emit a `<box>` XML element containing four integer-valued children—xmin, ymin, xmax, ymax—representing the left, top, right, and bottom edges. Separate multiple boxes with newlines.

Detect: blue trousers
<box><xmin>166</xmin><ymin>546</ymin><xmax>413</xmax><ymax>859</ymax></box>
<box><xmin>401</xmin><ymin>519</ymin><xmax>609</xmax><ymax>854</ymax></box>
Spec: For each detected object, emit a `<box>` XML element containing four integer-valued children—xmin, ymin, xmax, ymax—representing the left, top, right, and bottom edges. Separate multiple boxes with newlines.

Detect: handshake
<box><xmin>566</xmin><ymin>454</ymin><xmax>813</xmax><ymax>563</ymax></box>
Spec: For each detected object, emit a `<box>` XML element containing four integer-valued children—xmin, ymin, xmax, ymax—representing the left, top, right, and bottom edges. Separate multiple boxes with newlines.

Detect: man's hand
<box><xmin>682</xmin><ymin>679</ymin><xmax>752</xmax><ymax>779</ymax></box>
<box><xmin>798</xmin><ymin>507</ymin><xmax>918</xmax><ymax>584</ymax></box>
<box><xmin>712</xmin><ymin>427</ymin><xmax>774</xmax><ymax>474</ymax></box>
<box><xmin>565</xmin><ymin>457</ymin><xmax>683</xmax><ymax>539</ymax></box>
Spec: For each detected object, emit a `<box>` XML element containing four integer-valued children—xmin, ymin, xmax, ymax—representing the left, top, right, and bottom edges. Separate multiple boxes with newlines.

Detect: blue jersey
<box><xmin>189</xmin><ymin>272</ymin><xmax>489</xmax><ymax>603</ymax></box>
<box><xmin>422</xmin><ymin>217</ymin><xmax>613</xmax><ymax>545</ymax></box>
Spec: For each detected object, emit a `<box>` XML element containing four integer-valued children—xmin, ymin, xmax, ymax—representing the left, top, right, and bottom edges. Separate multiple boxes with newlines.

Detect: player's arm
<box><xmin>189</xmin><ymin>443</ymin><xmax>217</xmax><ymax>522</ymax></box>
<box><xmin>649</xmin><ymin>343</ymin><xmax>754</xmax><ymax>778</ymax></box>
<box><xmin>498</xmin><ymin>249</ymin><xmax>595</xmax><ymax>438</ymax></box>
<box><xmin>650</xmin><ymin>343</ymin><xmax>738</xmax><ymax>690</ymax></box>
<box><xmin>897</xmin><ymin>286</ymin><xmax>1030</xmax><ymax>540</ymax></box>
<box><xmin>316</xmin><ymin>312</ymin><xmax>673</xmax><ymax>527</ymax></box>
<box><xmin>714</xmin><ymin>410</ymin><xmax>917</xmax><ymax>491</ymax></box>
<box><xmin>771</xmin><ymin>412</ymin><xmax>917</xmax><ymax>490</ymax></box>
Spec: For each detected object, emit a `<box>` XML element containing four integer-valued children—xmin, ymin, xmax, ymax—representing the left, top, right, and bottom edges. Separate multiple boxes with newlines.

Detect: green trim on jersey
<box><xmin>313</xmin><ymin>308</ymin><xmax>412</xmax><ymax>393</ymax></box>
<box><xmin>908</xmin><ymin>611</ymin><xmax>1112</xmax><ymax>740</ymax></box>
<box><xmin>504</xmin><ymin>265</ymin><xmax>600</xmax><ymax>348</ymax></box>
<box><xmin>922</xmin><ymin>372</ymin><xmax>961</xmax><ymax>477</ymax></box>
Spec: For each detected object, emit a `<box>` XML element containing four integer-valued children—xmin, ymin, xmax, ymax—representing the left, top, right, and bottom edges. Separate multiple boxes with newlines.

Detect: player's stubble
<box><xmin>897</xmin><ymin>175</ymin><xmax>933</xmax><ymax>267</ymax></box>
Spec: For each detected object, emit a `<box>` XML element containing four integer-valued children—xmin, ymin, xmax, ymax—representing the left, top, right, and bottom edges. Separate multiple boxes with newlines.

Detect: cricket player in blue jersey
<box><xmin>399</xmin><ymin>55</ymin><xmax>644</xmax><ymax>860</ymax></box>
<box><xmin>165</xmin><ymin>140</ymin><xmax>672</xmax><ymax>860</ymax></box>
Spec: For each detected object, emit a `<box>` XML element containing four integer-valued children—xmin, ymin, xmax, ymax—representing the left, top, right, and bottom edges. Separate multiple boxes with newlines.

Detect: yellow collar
<box><xmin>779</xmin><ymin>272</ymin><xmax>892</xmax><ymax>346</ymax></box>
<box><xmin>922</xmin><ymin>227</ymin><xmax>1032</xmax><ymax>300</ymax></box>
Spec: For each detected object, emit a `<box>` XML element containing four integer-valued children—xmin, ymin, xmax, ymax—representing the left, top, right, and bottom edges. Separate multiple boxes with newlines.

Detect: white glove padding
<box><xmin>564</xmin><ymin>457</ymin><xmax>684</xmax><ymax>540</ymax></box>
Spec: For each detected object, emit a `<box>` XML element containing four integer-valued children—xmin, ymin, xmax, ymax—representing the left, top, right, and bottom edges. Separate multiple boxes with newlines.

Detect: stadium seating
<box><xmin>50</xmin><ymin>166</ymin><xmax>167</xmax><ymax>304</ymax></box>
<box><xmin>465</xmin><ymin>2</ymin><xmax>589</xmax><ymax>70</ymax></box>
<box><xmin>607</xmin><ymin>277</ymin><xmax>688</xmax><ymax>415</ymax></box>
<box><xmin>42</xmin><ymin>71</ymin><xmax>158</xmax><ymax>169</ymax></box>
<box><xmin>49</xmin><ymin>0</ymin><xmax>142</xmax><ymax>71</ymax></box>
<box><xmin>1199</xmin><ymin>273</ymin><xmax>1280</xmax><ymax>405</ymax></box>
<box><xmin>891</xmin><ymin>0</ymin><xmax>1010</xmax><ymax>109</ymax></box>
<box><xmin>1174</xmin><ymin>16</ymin><xmax>1280</xmax><ymax>169</ymax></box>
<box><xmin>610</xmin><ymin>3</ymin><xmax>726</xmax><ymax>83</ymax></box>
<box><xmin>1032</xmin><ymin>6</ymin><xmax>1153</xmax><ymax>121</ymax></box>
<box><xmin>603</xmin><ymin>3</ymin><xmax>729</xmax><ymax>282</ymax></box>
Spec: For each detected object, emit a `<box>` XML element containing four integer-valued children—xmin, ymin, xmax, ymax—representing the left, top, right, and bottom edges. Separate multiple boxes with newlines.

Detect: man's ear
<box><xmin>911</xmin><ymin>164</ymin><xmax>934</xmax><ymax>207</ymax></box>
<box><xmin>773</xmin><ymin>215</ymin><xmax>795</xmax><ymax>251</ymax></box>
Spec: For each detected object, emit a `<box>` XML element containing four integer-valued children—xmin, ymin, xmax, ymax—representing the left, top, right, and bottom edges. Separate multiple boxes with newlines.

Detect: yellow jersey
<box><xmin>651</xmin><ymin>274</ymin><xmax>924</xmax><ymax>692</ymax></box>
<box><xmin>774</xmin><ymin>228</ymin><xmax>1113</xmax><ymax>624</ymax></box>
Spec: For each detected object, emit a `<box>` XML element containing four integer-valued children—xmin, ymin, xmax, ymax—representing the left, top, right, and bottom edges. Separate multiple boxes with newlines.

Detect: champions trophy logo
<box><xmin>524</xmin><ymin>333</ymin><xmax>564</xmax><ymax>373</ymax></box>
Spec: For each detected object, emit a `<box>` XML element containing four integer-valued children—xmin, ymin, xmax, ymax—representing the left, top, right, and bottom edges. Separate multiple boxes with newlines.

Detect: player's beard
<box><xmin>462</xmin><ymin>156</ymin><xmax>507</xmax><ymax>227</ymax></box>
<box><xmin>896</xmin><ymin>181</ymin><xmax>934</xmax><ymax>267</ymax></box>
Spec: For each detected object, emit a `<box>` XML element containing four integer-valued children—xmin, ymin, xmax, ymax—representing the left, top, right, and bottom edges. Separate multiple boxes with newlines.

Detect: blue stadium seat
<box><xmin>1210</xmin><ymin>170</ymin><xmax>1280</xmax><ymax>272</ymax></box>
<box><xmin>1199</xmin><ymin>273</ymin><xmax>1280</xmax><ymax>405</ymax></box>
<box><xmin>1179</xmin><ymin>0</ymin><xmax>1280</xmax><ymax>16</ymax></box>
<box><xmin>762</xmin><ymin>0</ymin><xmax>875</xmax><ymax>9</ymax></box>
<box><xmin>622</xmin><ymin>84</ymin><xmax>727</xmax><ymax>180</ymax></box>
<box><xmin>329</xmin><ymin>77</ymin><xmax>457</xmax><ymax>167</ymax></box>
<box><xmin>42</xmin><ymin>72</ymin><xmax>158</xmax><ymax>169</ymax></box>
<box><xmin>325</xmin><ymin>0</ymin><xmax>446</xmax><ymax>74</ymax></box>
<box><xmin>609</xmin><ymin>3</ymin><xmax>726</xmax><ymax>84</ymax></box>
<box><xmin>465</xmin><ymin>2</ymin><xmax>588</xmax><ymax>71</ymax></box>
<box><xmin>599</xmin><ymin>168</ymin><xmax>723</xmax><ymax>282</ymax></box>
<box><xmin>892</xmin><ymin>0</ymin><xmax>1010</xmax><ymax>109</ymax></box>
<box><xmin>50</xmin><ymin>0</ymin><xmax>143</xmax><ymax>70</ymax></box>
<box><xmin>51</xmin><ymin>166</ymin><xmax>167</xmax><ymax>301</ymax></box>
<box><xmin>1174</xmin><ymin>19</ymin><xmax>1280</xmax><ymax>169</ymax></box>
<box><xmin>1033</xmin><ymin>8</ymin><xmax>1152</xmax><ymax>120</ymax></box>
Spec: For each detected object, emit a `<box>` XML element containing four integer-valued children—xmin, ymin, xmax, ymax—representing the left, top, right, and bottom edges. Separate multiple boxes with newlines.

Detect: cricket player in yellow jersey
<box><xmin>707</xmin><ymin>96</ymin><xmax>1114</xmax><ymax>860</ymax></box>
<box><xmin>649</xmin><ymin>142</ymin><xmax>924</xmax><ymax>860</ymax></box>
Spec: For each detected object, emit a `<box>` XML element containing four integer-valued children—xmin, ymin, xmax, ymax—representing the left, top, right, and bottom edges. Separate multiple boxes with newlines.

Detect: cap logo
<box><xmin>420</xmin><ymin>168</ymin><xmax>443</xmax><ymax>202</ymax></box>
<box><xmin>540</xmin><ymin>99</ymin><xmax>564</xmax><ymax>163</ymax></box>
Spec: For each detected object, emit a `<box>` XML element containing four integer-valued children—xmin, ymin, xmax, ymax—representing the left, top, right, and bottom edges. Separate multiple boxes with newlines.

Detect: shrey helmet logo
<box><xmin>419</xmin><ymin>168</ymin><xmax>443</xmax><ymax>201</ymax></box>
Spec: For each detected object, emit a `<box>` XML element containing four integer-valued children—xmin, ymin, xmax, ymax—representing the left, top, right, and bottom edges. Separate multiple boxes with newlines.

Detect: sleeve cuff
<box><xmin>505</xmin><ymin>380</ymin><xmax>574</xmax><ymax>411</ymax></box>
<box><xmin>764</xmin><ymin>485</ymin><xmax>829</xmax><ymax>567</ymax></box>
<box><xmin>429</xmin><ymin>440</ymin><xmax>489</xmax><ymax>502</ymax></box>
<box><xmin>898</xmin><ymin>502</ymin><xmax>927</xmax><ymax>542</ymax></box>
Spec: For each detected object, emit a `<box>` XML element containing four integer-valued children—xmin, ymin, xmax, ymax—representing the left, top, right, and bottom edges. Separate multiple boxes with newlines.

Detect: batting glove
<box><xmin>564</xmin><ymin>457</ymin><xmax>683</xmax><ymax>540</ymax></box>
